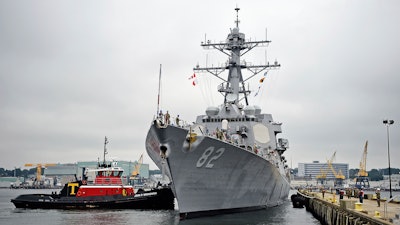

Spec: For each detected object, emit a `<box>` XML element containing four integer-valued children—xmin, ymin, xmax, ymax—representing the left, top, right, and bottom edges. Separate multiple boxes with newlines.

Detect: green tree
<box><xmin>379</xmin><ymin>168</ymin><xmax>400</xmax><ymax>177</ymax></box>
<box><xmin>349</xmin><ymin>168</ymin><xmax>359</xmax><ymax>179</ymax></box>
<box><xmin>368</xmin><ymin>169</ymin><xmax>383</xmax><ymax>181</ymax></box>
<box><xmin>0</xmin><ymin>167</ymin><xmax>35</xmax><ymax>177</ymax></box>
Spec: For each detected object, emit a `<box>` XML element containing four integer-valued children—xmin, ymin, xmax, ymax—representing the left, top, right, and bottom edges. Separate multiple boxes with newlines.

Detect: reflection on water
<box><xmin>56</xmin><ymin>210</ymin><xmax>179</xmax><ymax>225</ymax></box>
<box><xmin>1</xmin><ymin>189</ymin><xmax>320</xmax><ymax>225</ymax></box>
<box><xmin>179</xmin><ymin>201</ymin><xmax>320</xmax><ymax>225</ymax></box>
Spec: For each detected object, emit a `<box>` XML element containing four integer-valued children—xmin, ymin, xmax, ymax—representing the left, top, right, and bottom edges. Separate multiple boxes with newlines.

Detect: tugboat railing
<box><xmin>94</xmin><ymin>177</ymin><xmax>122</xmax><ymax>185</ymax></box>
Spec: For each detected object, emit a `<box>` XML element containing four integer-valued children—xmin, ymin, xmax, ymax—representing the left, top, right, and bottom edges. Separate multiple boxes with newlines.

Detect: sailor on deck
<box><xmin>375</xmin><ymin>188</ymin><xmax>381</xmax><ymax>207</ymax></box>
<box><xmin>165</xmin><ymin>111</ymin><xmax>170</xmax><ymax>125</ymax></box>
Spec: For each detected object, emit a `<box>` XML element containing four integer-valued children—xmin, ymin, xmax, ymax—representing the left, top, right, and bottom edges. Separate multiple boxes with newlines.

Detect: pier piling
<box><xmin>297</xmin><ymin>190</ymin><xmax>399</xmax><ymax>225</ymax></box>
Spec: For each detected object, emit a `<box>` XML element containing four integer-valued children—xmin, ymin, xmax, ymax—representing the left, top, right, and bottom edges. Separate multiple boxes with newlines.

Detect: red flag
<box><xmin>188</xmin><ymin>73</ymin><xmax>196</xmax><ymax>79</ymax></box>
<box><xmin>189</xmin><ymin>73</ymin><xmax>197</xmax><ymax>86</ymax></box>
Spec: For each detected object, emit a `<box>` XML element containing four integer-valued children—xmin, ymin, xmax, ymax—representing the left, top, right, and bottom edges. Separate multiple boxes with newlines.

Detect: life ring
<box><xmin>122</xmin><ymin>189</ymin><xmax>127</xmax><ymax>197</ymax></box>
<box><xmin>81</xmin><ymin>180</ymin><xmax>87</xmax><ymax>185</ymax></box>
<box><xmin>77</xmin><ymin>191</ymin><xmax>82</xmax><ymax>197</ymax></box>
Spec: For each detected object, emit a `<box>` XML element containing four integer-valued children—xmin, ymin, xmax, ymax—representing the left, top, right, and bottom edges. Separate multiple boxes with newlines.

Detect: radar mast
<box><xmin>194</xmin><ymin>8</ymin><xmax>280</xmax><ymax>106</ymax></box>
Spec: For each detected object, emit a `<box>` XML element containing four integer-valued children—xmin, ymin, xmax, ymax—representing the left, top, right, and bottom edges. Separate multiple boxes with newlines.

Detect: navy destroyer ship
<box><xmin>146</xmin><ymin>8</ymin><xmax>290</xmax><ymax>219</ymax></box>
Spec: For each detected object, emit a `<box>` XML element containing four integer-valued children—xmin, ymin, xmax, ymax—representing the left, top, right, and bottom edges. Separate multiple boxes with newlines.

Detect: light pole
<box><xmin>383</xmin><ymin>119</ymin><xmax>394</xmax><ymax>199</ymax></box>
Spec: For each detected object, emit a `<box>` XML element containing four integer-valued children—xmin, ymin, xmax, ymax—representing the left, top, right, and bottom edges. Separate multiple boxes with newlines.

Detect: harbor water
<box><xmin>0</xmin><ymin>189</ymin><xmax>320</xmax><ymax>225</ymax></box>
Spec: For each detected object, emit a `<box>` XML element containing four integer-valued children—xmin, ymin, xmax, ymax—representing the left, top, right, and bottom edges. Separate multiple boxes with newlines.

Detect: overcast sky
<box><xmin>1</xmin><ymin>0</ymin><xmax>399</xmax><ymax>172</ymax></box>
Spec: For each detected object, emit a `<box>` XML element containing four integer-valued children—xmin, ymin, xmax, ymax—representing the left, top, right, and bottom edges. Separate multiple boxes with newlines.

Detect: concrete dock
<box><xmin>299</xmin><ymin>190</ymin><xmax>400</xmax><ymax>224</ymax></box>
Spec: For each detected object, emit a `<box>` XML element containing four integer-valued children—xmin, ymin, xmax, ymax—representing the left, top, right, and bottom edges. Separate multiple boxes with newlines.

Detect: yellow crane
<box><xmin>355</xmin><ymin>141</ymin><xmax>370</xmax><ymax>188</ymax></box>
<box><xmin>130</xmin><ymin>154</ymin><xmax>143</xmax><ymax>179</ymax></box>
<box><xmin>357</xmin><ymin>140</ymin><xmax>368</xmax><ymax>177</ymax></box>
<box><xmin>328</xmin><ymin>152</ymin><xmax>345</xmax><ymax>179</ymax></box>
<box><xmin>327</xmin><ymin>151</ymin><xmax>345</xmax><ymax>186</ymax></box>
<box><xmin>316</xmin><ymin>168</ymin><xmax>327</xmax><ymax>184</ymax></box>
<box><xmin>24</xmin><ymin>163</ymin><xmax>57</xmax><ymax>181</ymax></box>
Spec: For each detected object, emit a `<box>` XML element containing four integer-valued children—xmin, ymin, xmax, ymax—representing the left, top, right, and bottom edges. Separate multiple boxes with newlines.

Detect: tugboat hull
<box><xmin>11</xmin><ymin>187</ymin><xmax>174</xmax><ymax>210</ymax></box>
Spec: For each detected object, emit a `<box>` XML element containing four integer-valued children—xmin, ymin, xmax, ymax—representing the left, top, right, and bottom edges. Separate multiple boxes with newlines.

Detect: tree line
<box><xmin>348</xmin><ymin>168</ymin><xmax>400</xmax><ymax>181</ymax></box>
<box><xmin>0</xmin><ymin>168</ymin><xmax>38</xmax><ymax>178</ymax></box>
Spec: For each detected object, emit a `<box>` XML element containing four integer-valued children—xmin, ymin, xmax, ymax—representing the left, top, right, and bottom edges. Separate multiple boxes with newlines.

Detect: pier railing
<box><xmin>384</xmin><ymin>194</ymin><xmax>400</xmax><ymax>220</ymax></box>
<box><xmin>301</xmin><ymin>191</ymin><xmax>393</xmax><ymax>225</ymax></box>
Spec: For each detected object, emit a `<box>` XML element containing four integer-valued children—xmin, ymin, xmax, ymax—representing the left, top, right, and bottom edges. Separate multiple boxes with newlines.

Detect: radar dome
<box><xmin>206</xmin><ymin>106</ymin><xmax>219</xmax><ymax>116</ymax></box>
<box><xmin>254</xmin><ymin>105</ymin><xmax>261</xmax><ymax>115</ymax></box>
<box><xmin>243</xmin><ymin>105</ymin><xmax>255</xmax><ymax>116</ymax></box>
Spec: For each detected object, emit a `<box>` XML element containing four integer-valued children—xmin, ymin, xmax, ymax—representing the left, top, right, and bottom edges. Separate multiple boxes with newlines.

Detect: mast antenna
<box><xmin>103</xmin><ymin>136</ymin><xmax>109</xmax><ymax>165</ymax></box>
<box><xmin>235</xmin><ymin>7</ymin><xmax>240</xmax><ymax>28</ymax></box>
<box><xmin>157</xmin><ymin>64</ymin><xmax>162</xmax><ymax>117</ymax></box>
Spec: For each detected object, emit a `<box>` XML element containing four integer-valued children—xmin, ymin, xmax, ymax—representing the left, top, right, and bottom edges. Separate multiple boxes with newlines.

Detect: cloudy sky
<box><xmin>1</xmin><ymin>0</ymin><xmax>399</xmax><ymax>172</ymax></box>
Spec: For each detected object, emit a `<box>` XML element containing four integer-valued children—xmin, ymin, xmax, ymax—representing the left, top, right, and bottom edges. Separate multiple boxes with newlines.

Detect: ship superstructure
<box><xmin>146</xmin><ymin>8</ymin><xmax>290</xmax><ymax>219</ymax></box>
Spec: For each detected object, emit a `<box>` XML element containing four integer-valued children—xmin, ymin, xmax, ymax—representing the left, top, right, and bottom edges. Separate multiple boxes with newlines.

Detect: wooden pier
<box><xmin>298</xmin><ymin>190</ymin><xmax>400</xmax><ymax>224</ymax></box>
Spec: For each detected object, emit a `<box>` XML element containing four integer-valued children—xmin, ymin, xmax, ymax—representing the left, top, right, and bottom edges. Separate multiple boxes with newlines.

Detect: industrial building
<box><xmin>298</xmin><ymin>161</ymin><xmax>349</xmax><ymax>180</ymax></box>
<box><xmin>42</xmin><ymin>160</ymin><xmax>149</xmax><ymax>186</ymax></box>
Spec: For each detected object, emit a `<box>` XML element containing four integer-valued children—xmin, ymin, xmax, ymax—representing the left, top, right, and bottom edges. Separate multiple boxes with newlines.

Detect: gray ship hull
<box><xmin>146</xmin><ymin>122</ymin><xmax>290</xmax><ymax>218</ymax></box>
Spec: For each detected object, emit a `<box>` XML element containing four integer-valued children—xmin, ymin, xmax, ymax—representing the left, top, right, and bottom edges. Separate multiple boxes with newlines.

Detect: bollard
<box><xmin>374</xmin><ymin>211</ymin><xmax>381</xmax><ymax>218</ymax></box>
<box><xmin>355</xmin><ymin>202</ymin><xmax>363</xmax><ymax>211</ymax></box>
<box><xmin>331</xmin><ymin>194</ymin><xmax>337</xmax><ymax>203</ymax></box>
<box><xmin>340</xmin><ymin>199</ymin><xmax>356</xmax><ymax>210</ymax></box>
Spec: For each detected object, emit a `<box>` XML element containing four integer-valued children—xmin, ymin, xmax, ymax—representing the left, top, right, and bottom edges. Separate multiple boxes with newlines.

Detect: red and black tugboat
<box><xmin>11</xmin><ymin>137</ymin><xmax>174</xmax><ymax>210</ymax></box>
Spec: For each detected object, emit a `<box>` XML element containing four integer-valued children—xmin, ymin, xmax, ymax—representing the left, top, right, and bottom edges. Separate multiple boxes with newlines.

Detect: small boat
<box><xmin>11</xmin><ymin>137</ymin><xmax>174</xmax><ymax>210</ymax></box>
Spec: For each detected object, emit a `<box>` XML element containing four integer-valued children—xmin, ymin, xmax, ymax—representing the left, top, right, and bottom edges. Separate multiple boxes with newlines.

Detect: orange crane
<box><xmin>24</xmin><ymin>163</ymin><xmax>57</xmax><ymax>181</ymax></box>
<box><xmin>355</xmin><ymin>141</ymin><xmax>370</xmax><ymax>188</ymax></box>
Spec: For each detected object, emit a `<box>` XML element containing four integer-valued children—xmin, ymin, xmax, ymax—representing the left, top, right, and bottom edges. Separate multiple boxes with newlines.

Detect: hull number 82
<box><xmin>196</xmin><ymin>147</ymin><xmax>225</xmax><ymax>168</ymax></box>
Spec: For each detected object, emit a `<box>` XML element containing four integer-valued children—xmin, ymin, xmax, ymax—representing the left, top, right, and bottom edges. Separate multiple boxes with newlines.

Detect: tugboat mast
<box><xmin>103</xmin><ymin>136</ymin><xmax>108</xmax><ymax>165</ymax></box>
<box><xmin>194</xmin><ymin>8</ymin><xmax>280</xmax><ymax>106</ymax></box>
